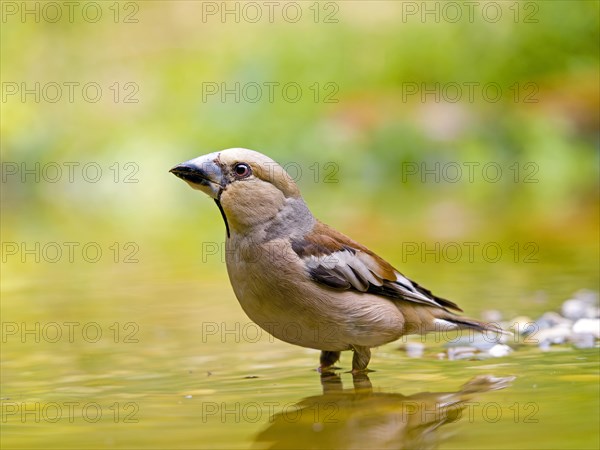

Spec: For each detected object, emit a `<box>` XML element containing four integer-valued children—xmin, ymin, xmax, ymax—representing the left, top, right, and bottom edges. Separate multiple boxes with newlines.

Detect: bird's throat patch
<box><xmin>214</xmin><ymin>198</ymin><xmax>230</xmax><ymax>238</ymax></box>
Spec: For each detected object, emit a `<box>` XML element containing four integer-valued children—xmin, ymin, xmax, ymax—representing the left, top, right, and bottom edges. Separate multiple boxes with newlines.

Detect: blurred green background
<box><xmin>1</xmin><ymin>1</ymin><xmax>599</xmax><ymax>449</ymax></box>
<box><xmin>2</xmin><ymin>0</ymin><xmax>598</xmax><ymax>308</ymax></box>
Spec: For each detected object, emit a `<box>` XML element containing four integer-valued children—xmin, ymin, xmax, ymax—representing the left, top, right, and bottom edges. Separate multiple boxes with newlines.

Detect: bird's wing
<box><xmin>291</xmin><ymin>221</ymin><xmax>462</xmax><ymax>312</ymax></box>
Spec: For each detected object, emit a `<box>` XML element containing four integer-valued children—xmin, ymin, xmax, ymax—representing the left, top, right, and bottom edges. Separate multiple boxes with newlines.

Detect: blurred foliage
<box><xmin>1</xmin><ymin>0</ymin><xmax>598</xmax><ymax>270</ymax></box>
<box><xmin>1</xmin><ymin>6</ymin><xmax>599</xmax><ymax>447</ymax></box>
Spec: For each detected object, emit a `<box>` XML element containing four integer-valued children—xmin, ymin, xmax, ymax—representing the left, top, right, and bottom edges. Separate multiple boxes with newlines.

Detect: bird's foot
<box><xmin>317</xmin><ymin>365</ymin><xmax>342</xmax><ymax>374</ymax></box>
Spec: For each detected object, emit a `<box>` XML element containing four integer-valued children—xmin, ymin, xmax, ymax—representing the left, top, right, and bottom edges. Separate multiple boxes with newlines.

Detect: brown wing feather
<box><xmin>292</xmin><ymin>222</ymin><xmax>462</xmax><ymax>312</ymax></box>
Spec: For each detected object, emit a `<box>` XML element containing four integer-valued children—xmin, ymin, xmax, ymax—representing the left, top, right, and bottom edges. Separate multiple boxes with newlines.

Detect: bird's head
<box><xmin>170</xmin><ymin>148</ymin><xmax>305</xmax><ymax>237</ymax></box>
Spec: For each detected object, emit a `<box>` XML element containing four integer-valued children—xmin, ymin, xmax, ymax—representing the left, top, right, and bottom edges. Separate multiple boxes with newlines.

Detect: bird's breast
<box><xmin>223</xmin><ymin>236</ymin><xmax>406</xmax><ymax>350</ymax></box>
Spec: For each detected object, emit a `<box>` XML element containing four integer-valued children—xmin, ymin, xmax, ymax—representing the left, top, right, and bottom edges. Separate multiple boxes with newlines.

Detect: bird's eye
<box><xmin>233</xmin><ymin>163</ymin><xmax>251</xmax><ymax>179</ymax></box>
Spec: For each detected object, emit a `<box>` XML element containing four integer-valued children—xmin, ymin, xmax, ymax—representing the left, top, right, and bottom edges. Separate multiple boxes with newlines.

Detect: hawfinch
<box><xmin>170</xmin><ymin>148</ymin><xmax>504</xmax><ymax>372</ymax></box>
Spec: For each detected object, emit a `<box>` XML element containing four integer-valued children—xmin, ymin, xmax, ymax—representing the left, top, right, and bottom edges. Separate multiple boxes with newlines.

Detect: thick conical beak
<box><xmin>170</xmin><ymin>155</ymin><xmax>223</xmax><ymax>199</ymax></box>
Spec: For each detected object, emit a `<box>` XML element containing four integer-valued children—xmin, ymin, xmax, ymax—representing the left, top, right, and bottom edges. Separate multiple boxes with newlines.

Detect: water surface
<box><xmin>2</xmin><ymin>248</ymin><xmax>598</xmax><ymax>449</ymax></box>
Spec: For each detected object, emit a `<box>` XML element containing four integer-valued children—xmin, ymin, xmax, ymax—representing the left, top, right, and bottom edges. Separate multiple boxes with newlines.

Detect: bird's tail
<box><xmin>435</xmin><ymin>314</ymin><xmax>511</xmax><ymax>337</ymax></box>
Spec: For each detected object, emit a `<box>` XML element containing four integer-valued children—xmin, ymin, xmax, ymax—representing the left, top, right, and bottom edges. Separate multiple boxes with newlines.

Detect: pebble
<box><xmin>562</xmin><ymin>300</ymin><xmax>597</xmax><ymax>321</ymax></box>
<box><xmin>536</xmin><ymin>325</ymin><xmax>572</xmax><ymax>345</ymax></box>
<box><xmin>445</xmin><ymin>332</ymin><xmax>504</xmax><ymax>351</ymax></box>
<box><xmin>443</xmin><ymin>342</ymin><xmax>515</xmax><ymax>360</ymax></box>
<box><xmin>400</xmin><ymin>290</ymin><xmax>599</xmax><ymax>357</ymax></box>
<box><xmin>574</xmin><ymin>289</ymin><xmax>599</xmax><ymax>304</ymax></box>
<box><xmin>447</xmin><ymin>346</ymin><xmax>477</xmax><ymax>360</ymax></box>
<box><xmin>488</xmin><ymin>344</ymin><xmax>512</xmax><ymax>357</ymax></box>
<box><xmin>561</xmin><ymin>290</ymin><xmax>599</xmax><ymax>320</ymax></box>
<box><xmin>572</xmin><ymin>318</ymin><xmax>600</xmax><ymax>338</ymax></box>
<box><xmin>571</xmin><ymin>333</ymin><xmax>596</xmax><ymax>349</ymax></box>
<box><xmin>508</xmin><ymin>291</ymin><xmax>600</xmax><ymax>351</ymax></box>
<box><xmin>405</xmin><ymin>342</ymin><xmax>425</xmax><ymax>358</ymax></box>
<box><xmin>535</xmin><ymin>311</ymin><xmax>572</xmax><ymax>330</ymax></box>
<box><xmin>511</xmin><ymin>316</ymin><xmax>535</xmax><ymax>335</ymax></box>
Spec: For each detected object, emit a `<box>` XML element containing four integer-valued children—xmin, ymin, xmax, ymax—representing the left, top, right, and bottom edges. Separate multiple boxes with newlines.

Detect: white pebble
<box><xmin>572</xmin><ymin>318</ymin><xmax>600</xmax><ymax>338</ymax></box>
<box><xmin>536</xmin><ymin>311</ymin><xmax>572</xmax><ymax>329</ymax></box>
<box><xmin>573</xmin><ymin>289</ymin><xmax>599</xmax><ymax>304</ymax></box>
<box><xmin>488</xmin><ymin>344</ymin><xmax>512</xmax><ymax>357</ymax></box>
<box><xmin>562</xmin><ymin>292</ymin><xmax>599</xmax><ymax>320</ymax></box>
<box><xmin>511</xmin><ymin>316</ymin><xmax>534</xmax><ymax>335</ymax></box>
<box><xmin>562</xmin><ymin>299</ymin><xmax>586</xmax><ymax>320</ymax></box>
<box><xmin>405</xmin><ymin>342</ymin><xmax>425</xmax><ymax>358</ymax></box>
<box><xmin>448</xmin><ymin>346</ymin><xmax>477</xmax><ymax>360</ymax></box>
<box><xmin>536</xmin><ymin>325</ymin><xmax>572</xmax><ymax>345</ymax></box>
<box><xmin>571</xmin><ymin>333</ymin><xmax>596</xmax><ymax>349</ymax></box>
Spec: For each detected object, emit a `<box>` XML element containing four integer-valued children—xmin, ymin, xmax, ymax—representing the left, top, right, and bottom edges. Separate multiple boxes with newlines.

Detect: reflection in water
<box><xmin>255</xmin><ymin>373</ymin><xmax>515</xmax><ymax>450</ymax></box>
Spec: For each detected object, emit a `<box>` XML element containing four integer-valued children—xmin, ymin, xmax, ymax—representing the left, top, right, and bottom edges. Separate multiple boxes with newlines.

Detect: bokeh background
<box><xmin>1</xmin><ymin>1</ymin><xmax>599</xmax><ymax>449</ymax></box>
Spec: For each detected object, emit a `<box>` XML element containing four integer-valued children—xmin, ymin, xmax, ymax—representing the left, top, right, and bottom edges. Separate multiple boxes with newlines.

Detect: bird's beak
<box><xmin>170</xmin><ymin>156</ymin><xmax>224</xmax><ymax>199</ymax></box>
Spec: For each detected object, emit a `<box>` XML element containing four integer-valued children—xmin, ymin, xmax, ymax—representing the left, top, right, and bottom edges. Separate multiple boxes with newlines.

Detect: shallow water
<box><xmin>1</xmin><ymin>248</ymin><xmax>598</xmax><ymax>449</ymax></box>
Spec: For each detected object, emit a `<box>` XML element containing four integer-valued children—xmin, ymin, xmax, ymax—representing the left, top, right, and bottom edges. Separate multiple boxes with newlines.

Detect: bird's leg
<box><xmin>351</xmin><ymin>346</ymin><xmax>371</xmax><ymax>373</ymax></box>
<box><xmin>319</xmin><ymin>350</ymin><xmax>341</xmax><ymax>372</ymax></box>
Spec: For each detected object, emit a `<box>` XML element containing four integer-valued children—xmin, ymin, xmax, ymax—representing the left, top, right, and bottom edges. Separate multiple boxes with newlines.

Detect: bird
<box><xmin>170</xmin><ymin>148</ymin><xmax>505</xmax><ymax>372</ymax></box>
